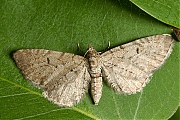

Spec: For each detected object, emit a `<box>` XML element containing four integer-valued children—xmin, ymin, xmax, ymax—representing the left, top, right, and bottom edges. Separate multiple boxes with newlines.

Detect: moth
<box><xmin>13</xmin><ymin>34</ymin><xmax>174</xmax><ymax>107</ymax></box>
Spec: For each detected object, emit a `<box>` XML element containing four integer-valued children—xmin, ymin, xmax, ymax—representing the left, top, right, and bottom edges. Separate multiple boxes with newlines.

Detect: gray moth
<box><xmin>13</xmin><ymin>34</ymin><xmax>174</xmax><ymax>107</ymax></box>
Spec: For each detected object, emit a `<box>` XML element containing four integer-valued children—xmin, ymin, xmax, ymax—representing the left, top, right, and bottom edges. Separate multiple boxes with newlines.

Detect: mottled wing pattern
<box><xmin>101</xmin><ymin>34</ymin><xmax>174</xmax><ymax>94</ymax></box>
<box><xmin>13</xmin><ymin>49</ymin><xmax>91</xmax><ymax>107</ymax></box>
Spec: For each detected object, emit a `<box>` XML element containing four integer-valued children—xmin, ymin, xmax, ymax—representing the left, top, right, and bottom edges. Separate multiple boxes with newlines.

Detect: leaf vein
<box><xmin>0</xmin><ymin>77</ymin><xmax>42</xmax><ymax>96</ymax></box>
<box><xmin>133</xmin><ymin>90</ymin><xmax>143</xmax><ymax>120</ymax></box>
<box><xmin>72</xmin><ymin>107</ymin><xmax>101</xmax><ymax>120</ymax></box>
<box><xmin>0</xmin><ymin>92</ymin><xmax>31</xmax><ymax>98</ymax></box>
<box><xmin>0</xmin><ymin>77</ymin><xmax>100</xmax><ymax>119</ymax></box>
<box><xmin>112</xmin><ymin>92</ymin><xmax>122</xmax><ymax>120</ymax></box>
<box><xmin>14</xmin><ymin>109</ymin><xmax>62</xmax><ymax>120</ymax></box>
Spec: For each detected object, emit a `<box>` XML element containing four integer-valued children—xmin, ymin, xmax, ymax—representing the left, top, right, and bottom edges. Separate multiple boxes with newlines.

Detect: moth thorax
<box><xmin>87</xmin><ymin>51</ymin><xmax>101</xmax><ymax>68</ymax></box>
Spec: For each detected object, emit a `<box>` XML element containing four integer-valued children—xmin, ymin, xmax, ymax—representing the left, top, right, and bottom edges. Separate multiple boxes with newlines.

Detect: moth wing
<box><xmin>13</xmin><ymin>49</ymin><xmax>91</xmax><ymax>107</ymax></box>
<box><xmin>101</xmin><ymin>34</ymin><xmax>174</xmax><ymax>94</ymax></box>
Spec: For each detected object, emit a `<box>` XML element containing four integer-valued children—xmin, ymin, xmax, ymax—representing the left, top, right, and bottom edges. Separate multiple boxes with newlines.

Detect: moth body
<box><xmin>86</xmin><ymin>46</ymin><xmax>102</xmax><ymax>105</ymax></box>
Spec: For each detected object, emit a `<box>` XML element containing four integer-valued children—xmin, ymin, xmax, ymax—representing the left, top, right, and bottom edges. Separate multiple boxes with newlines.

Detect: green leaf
<box><xmin>0</xmin><ymin>0</ymin><xmax>179</xmax><ymax>119</ymax></box>
<box><xmin>130</xmin><ymin>0</ymin><xmax>180</xmax><ymax>28</ymax></box>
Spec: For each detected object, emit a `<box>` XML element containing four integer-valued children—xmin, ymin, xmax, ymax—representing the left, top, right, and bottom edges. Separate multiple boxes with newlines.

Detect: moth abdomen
<box><xmin>91</xmin><ymin>77</ymin><xmax>103</xmax><ymax>105</ymax></box>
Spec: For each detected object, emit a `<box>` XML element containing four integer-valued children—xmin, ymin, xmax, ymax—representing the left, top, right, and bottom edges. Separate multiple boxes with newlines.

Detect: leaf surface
<box><xmin>0</xmin><ymin>0</ymin><xmax>179</xmax><ymax>119</ymax></box>
<box><xmin>130</xmin><ymin>0</ymin><xmax>180</xmax><ymax>28</ymax></box>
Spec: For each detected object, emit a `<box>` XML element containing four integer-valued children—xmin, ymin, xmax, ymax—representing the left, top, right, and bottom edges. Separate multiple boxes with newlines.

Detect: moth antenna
<box><xmin>100</xmin><ymin>41</ymin><xmax>111</xmax><ymax>54</ymax></box>
<box><xmin>84</xmin><ymin>45</ymin><xmax>92</xmax><ymax>57</ymax></box>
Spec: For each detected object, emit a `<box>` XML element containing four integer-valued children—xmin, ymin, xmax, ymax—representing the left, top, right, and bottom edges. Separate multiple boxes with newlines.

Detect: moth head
<box><xmin>85</xmin><ymin>45</ymin><xmax>100</xmax><ymax>58</ymax></box>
